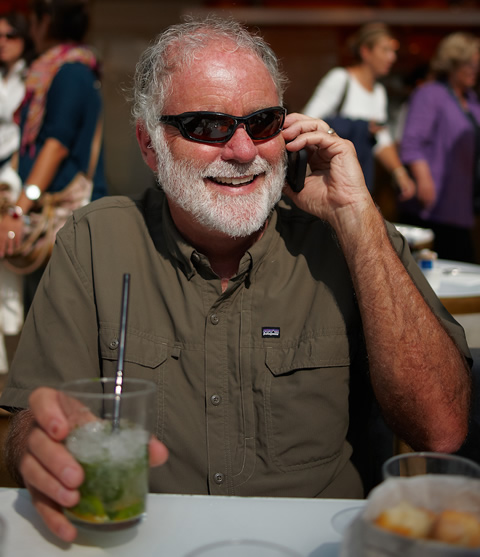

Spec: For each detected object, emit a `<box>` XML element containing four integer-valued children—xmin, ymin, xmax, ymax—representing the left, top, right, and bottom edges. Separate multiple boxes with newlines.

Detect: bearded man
<box><xmin>0</xmin><ymin>17</ymin><xmax>472</xmax><ymax>543</ymax></box>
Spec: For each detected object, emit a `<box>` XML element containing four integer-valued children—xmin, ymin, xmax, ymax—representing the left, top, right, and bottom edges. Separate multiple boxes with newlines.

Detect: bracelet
<box><xmin>7</xmin><ymin>205</ymin><xmax>23</xmax><ymax>219</ymax></box>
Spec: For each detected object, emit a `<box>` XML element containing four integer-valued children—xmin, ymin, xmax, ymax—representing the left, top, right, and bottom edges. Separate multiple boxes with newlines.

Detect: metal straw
<box><xmin>112</xmin><ymin>273</ymin><xmax>130</xmax><ymax>432</ymax></box>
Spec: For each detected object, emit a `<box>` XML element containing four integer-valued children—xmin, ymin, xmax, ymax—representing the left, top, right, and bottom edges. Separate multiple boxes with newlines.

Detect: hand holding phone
<box><xmin>286</xmin><ymin>148</ymin><xmax>308</xmax><ymax>193</ymax></box>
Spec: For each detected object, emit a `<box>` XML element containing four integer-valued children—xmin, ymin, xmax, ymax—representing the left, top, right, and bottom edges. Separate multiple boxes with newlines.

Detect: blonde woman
<box><xmin>304</xmin><ymin>23</ymin><xmax>415</xmax><ymax>199</ymax></box>
<box><xmin>400</xmin><ymin>32</ymin><xmax>480</xmax><ymax>262</ymax></box>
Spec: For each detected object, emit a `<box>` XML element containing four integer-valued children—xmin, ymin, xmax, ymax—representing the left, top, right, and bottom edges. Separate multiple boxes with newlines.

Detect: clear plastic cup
<box><xmin>59</xmin><ymin>377</ymin><xmax>156</xmax><ymax>530</ymax></box>
<box><xmin>382</xmin><ymin>451</ymin><xmax>480</xmax><ymax>480</ymax></box>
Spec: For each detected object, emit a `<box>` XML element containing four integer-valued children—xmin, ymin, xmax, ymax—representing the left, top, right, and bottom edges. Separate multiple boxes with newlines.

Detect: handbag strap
<box><xmin>334</xmin><ymin>72</ymin><xmax>350</xmax><ymax>116</ymax></box>
<box><xmin>85</xmin><ymin>113</ymin><xmax>103</xmax><ymax>181</ymax></box>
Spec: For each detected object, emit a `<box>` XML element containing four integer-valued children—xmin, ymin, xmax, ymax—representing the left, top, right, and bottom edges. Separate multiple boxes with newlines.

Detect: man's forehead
<box><xmin>182</xmin><ymin>51</ymin><xmax>260</xmax><ymax>81</ymax></box>
<box><xmin>165</xmin><ymin>45</ymin><xmax>278</xmax><ymax>113</ymax></box>
<box><xmin>176</xmin><ymin>42</ymin><xmax>262</xmax><ymax>74</ymax></box>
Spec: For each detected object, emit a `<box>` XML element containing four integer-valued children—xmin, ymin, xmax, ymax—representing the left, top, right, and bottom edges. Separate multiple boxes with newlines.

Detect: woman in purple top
<box><xmin>400</xmin><ymin>32</ymin><xmax>480</xmax><ymax>262</ymax></box>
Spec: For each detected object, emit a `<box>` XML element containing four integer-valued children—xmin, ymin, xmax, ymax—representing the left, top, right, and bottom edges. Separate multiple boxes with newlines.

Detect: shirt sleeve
<box><xmin>303</xmin><ymin>68</ymin><xmax>349</xmax><ymax>119</ymax></box>
<box><xmin>42</xmin><ymin>62</ymin><xmax>100</xmax><ymax>150</ymax></box>
<box><xmin>400</xmin><ymin>84</ymin><xmax>438</xmax><ymax>164</ymax></box>
<box><xmin>386</xmin><ymin>220</ymin><xmax>471</xmax><ymax>364</ymax></box>
<box><xmin>372</xmin><ymin>84</ymin><xmax>393</xmax><ymax>152</ymax></box>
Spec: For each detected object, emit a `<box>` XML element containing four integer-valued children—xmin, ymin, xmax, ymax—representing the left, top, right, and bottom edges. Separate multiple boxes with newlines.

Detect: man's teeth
<box><xmin>213</xmin><ymin>176</ymin><xmax>255</xmax><ymax>186</ymax></box>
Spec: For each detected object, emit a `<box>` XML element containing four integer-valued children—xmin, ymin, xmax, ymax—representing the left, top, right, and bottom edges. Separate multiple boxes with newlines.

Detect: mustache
<box><xmin>200</xmin><ymin>157</ymin><xmax>272</xmax><ymax>179</ymax></box>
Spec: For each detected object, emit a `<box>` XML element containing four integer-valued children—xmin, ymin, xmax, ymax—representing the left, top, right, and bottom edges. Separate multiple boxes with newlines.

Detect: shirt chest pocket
<box><xmin>99</xmin><ymin>326</ymin><xmax>171</xmax><ymax>439</ymax></box>
<box><xmin>262</xmin><ymin>334</ymin><xmax>353</xmax><ymax>471</ymax></box>
<box><xmin>100</xmin><ymin>326</ymin><xmax>169</xmax><ymax>373</ymax></box>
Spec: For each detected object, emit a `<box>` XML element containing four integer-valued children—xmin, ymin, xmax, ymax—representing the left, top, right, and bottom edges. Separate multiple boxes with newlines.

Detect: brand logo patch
<box><xmin>262</xmin><ymin>327</ymin><xmax>280</xmax><ymax>338</ymax></box>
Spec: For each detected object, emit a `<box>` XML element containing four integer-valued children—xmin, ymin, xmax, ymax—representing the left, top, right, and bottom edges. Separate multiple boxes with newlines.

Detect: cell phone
<box><xmin>286</xmin><ymin>148</ymin><xmax>308</xmax><ymax>193</ymax></box>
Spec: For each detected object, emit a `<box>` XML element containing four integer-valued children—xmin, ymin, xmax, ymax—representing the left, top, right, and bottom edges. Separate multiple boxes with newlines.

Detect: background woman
<box><xmin>303</xmin><ymin>22</ymin><xmax>415</xmax><ymax>200</ymax></box>
<box><xmin>0</xmin><ymin>0</ymin><xmax>108</xmax><ymax>311</ymax></box>
<box><xmin>0</xmin><ymin>11</ymin><xmax>34</xmax><ymax>185</ymax></box>
<box><xmin>400</xmin><ymin>32</ymin><xmax>480</xmax><ymax>263</ymax></box>
<box><xmin>0</xmin><ymin>11</ymin><xmax>34</xmax><ymax>374</ymax></box>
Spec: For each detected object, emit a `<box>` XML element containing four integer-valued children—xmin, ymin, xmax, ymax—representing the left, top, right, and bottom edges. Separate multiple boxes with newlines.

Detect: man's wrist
<box><xmin>4</xmin><ymin>409</ymin><xmax>34</xmax><ymax>488</ymax></box>
<box><xmin>334</xmin><ymin>203</ymin><xmax>386</xmax><ymax>259</ymax></box>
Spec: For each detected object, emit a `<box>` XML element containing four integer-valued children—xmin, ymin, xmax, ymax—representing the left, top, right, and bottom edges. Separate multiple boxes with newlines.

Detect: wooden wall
<box><xmin>85</xmin><ymin>3</ymin><xmax>480</xmax><ymax>197</ymax></box>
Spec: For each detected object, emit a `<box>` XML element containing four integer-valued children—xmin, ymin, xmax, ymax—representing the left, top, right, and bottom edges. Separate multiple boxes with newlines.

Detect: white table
<box><xmin>422</xmin><ymin>259</ymin><xmax>480</xmax><ymax>315</ymax></box>
<box><xmin>0</xmin><ymin>488</ymin><xmax>364</xmax><ymax>556</ymax></box>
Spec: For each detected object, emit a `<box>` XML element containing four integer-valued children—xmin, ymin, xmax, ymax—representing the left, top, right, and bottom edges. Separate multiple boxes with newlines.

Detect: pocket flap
<box><xmin>265</xmin><ymin>334</ymin><xmax>352</xmax><ymax>376</ymax></box>
<box><xmin>100</xmin><ymin>325</ymin><xmax>169</xmax><ymax>369</ymax></box>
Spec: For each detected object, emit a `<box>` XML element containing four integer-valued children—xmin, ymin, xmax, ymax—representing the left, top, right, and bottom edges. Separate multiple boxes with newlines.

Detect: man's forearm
<box><xmin>337</xmin><ymin>207</ymin><xmax>471</xmax><ymax>451</ymax></box>
<box><xmin>4</xmin><ymin>409</ymin><xmax>35</xmax><ymax>487</ymax></box>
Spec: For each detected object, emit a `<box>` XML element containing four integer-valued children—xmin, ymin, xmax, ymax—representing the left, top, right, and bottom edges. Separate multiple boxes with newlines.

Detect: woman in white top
<box><xmin>0</xmin><ymin>12</ymin><xmax>34</xmax><ymax>372</ymax></box>
<box><xmin>0</xmin><ymin>12</ymin><xmax>33</xmax><ymax>173</ymax></box>
<box><xmin>304</xmin><ymin>23</ymin><xmax>415</xmax><ymax>200</ymax></box>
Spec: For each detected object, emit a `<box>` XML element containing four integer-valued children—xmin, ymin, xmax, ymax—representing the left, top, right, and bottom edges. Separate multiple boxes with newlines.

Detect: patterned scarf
<box><xmin>20</xmin><ymin>43</ymin><xmax>99</xmax><ymax>156</ymax></box>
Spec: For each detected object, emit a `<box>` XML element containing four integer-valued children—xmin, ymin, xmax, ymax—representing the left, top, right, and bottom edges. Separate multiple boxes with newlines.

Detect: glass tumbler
<box><xmin>382</xmin><ymin>451</ymin><xmax>480</xmax><ymax>480</ymax></box>
<box><xmin>59</xmin><ymin>377</ymin><xmax>156</xmax><ymax>530</ymax></box>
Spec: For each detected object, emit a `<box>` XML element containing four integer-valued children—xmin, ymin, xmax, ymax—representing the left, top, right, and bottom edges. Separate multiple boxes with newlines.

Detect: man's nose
<box><xmin>221</xmin><ymin>125</ymin><xmax>257</xmax><ymax>163</ymax></box>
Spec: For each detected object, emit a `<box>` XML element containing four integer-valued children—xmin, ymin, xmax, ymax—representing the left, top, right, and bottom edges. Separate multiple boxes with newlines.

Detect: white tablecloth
<box><xmin>425</xmin><ymin>259</ymin><xmax>480</xmax><ymax>299</ymax></box>
<box><xmin>0</xmin><ymin>489</ymin><xmax>364</xmax><ymax>556</ymax></box>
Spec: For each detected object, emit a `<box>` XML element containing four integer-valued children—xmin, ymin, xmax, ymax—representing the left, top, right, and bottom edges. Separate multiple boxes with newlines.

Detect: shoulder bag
<box><xmin>2</xmin><ymin>115</ymin><xmax>103</xmax><ymax>275</ymax></box>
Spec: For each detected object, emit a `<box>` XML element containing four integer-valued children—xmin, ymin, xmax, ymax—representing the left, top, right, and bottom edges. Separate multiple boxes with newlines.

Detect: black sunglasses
<box><xmin>0</xmin><ymin>32</ymin><xmax>20</xmax><ymax>40</ymax></box>
<box><xmin>159</xmin><ymin>106</ymin><xmax>286</xmax><ymax>144</ymax></box>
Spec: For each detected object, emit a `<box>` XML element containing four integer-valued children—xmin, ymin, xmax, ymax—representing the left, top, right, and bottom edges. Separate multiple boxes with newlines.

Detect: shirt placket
<box><xmin>202</xmin><ymin>266</ymin><xmax>256</xmax><ymax>494</ymax></box>
<box><xmin>204</xmin><ymin>289</ymin><xmax>233</xmax><ymax>494</ymax></box>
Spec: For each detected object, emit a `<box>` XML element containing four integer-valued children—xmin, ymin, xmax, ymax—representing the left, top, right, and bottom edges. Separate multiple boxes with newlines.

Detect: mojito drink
<box><xmin>64</xmin><ymin>419</ymin><xmax>149</xmax><ymax>528</ymax></box>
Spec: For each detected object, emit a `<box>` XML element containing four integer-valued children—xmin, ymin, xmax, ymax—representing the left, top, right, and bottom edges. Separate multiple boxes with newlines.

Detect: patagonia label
<box><xmin>262</xmin><ymin>327</ymin><xmax>280</xmax><ymax>338</ymax></box>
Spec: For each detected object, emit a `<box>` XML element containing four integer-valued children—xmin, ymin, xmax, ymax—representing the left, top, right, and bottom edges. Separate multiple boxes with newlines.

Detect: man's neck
<box><xmin>168</xmin><ymin>201</ymin><xmax>267</xmax><ymax>284</ymax></box>
<box><xmin>204</xmin><ymin>236</ymin><xmax>257</xmax><ymax>278</ymax></box>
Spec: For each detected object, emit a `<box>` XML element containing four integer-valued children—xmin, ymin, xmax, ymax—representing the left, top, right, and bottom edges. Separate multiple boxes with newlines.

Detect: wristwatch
<box><xmin>24</xmin><ymin>184</ymin><xmax>42</xmax><ymax>201</ymax></box>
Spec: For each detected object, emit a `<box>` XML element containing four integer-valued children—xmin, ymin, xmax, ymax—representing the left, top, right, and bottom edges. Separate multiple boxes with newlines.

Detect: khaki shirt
<box><xmin>0</xmin><ymin>188</ymin><xmax>470</xmax><ymax>498</ymax></box>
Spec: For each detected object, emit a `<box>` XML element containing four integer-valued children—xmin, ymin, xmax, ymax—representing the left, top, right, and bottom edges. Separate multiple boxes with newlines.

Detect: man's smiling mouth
<box><xmin>209</xmin><ymin>175</ymin><xmax>257</xmax><ymax>187</ymax></box>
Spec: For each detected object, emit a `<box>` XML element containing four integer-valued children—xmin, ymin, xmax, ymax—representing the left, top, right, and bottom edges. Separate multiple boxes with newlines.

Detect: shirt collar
<box><xmin>144</xmin><ymin>186</ymin><xmax>280</xmax><ymax>282</ymax></box>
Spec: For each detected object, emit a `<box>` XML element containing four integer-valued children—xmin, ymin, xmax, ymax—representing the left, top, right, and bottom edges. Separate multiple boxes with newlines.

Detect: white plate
<box><xmin>393</xmin><ymin>224</ymin><xmax>434</xmax><ymax>248</ymax></box>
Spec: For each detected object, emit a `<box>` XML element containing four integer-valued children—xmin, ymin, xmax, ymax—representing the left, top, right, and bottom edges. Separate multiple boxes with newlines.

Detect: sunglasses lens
<box><xmin>163</xmin><ymin>108</ymin><xmax>285</xmax><ymax>143</ymax></box>
<box><xmin>183</xmin><ymin>114</ymin><xmax>234</xmax><ymax>142</ymax></box>
<box><xmin>248</xmin><ymin>109</ymin><xmax>284</xmax><ymax>139</ymax></box>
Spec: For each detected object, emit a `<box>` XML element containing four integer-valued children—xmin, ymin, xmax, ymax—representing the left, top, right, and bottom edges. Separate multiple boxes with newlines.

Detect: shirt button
<box><xmin>210</xmin><ymin>394</ymin><xmax>221</xmax><ymax>406</ymax></box>
<box><xmin>192</xmin><ymin>253</ymin><xmax>200</xmax><ymax>264</ymax></box>
<box><xmin>214</xmin><ymin>472</ymin><xmax>225</xmax><ymax>484</ymax></box>
<box><xmin>210</xmin><ymin>314</ymin><xmax>219</xmax><ymax>325</ymax></box>
<box><xmin>109</xmin><ymin>339</ymin><xmax>119</xmax><ymax>349</ymax></box>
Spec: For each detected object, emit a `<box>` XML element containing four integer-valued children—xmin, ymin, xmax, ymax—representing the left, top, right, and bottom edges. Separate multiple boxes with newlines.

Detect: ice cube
<box><xmin>66</xmin><ymin>420</ymin><xmax>148</xmax><ymax>463</ymax></box>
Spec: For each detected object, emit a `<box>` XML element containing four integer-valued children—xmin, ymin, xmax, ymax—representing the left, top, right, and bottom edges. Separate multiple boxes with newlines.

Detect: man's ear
<box><xmin>136</xmin><ymin>122</ymin><xmax>158</xmax><ymax>171</ymax></box>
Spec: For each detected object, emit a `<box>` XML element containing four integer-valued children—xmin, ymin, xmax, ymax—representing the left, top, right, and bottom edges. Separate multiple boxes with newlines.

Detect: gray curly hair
<box><xmin>132</xmin><ymin>15</ymin><xmax>288</xmax><ymax>138</ymax></box>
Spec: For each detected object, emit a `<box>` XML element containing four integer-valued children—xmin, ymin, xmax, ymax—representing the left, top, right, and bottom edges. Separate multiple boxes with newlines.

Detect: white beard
<box><xmin>152</xmin><ymin>129</ymin><xmax>286</xmax><ymax>238</ymax></box>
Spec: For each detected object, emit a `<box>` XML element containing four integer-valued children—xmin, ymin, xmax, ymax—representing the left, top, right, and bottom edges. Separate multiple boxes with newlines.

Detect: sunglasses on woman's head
<box><xmin>158</xmin><ymin>106</ymin><xmax>286</xmax><ymax>144</ymax></box>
